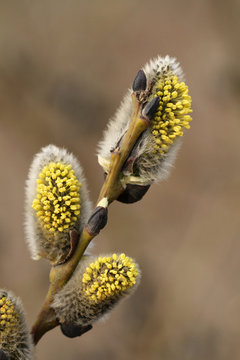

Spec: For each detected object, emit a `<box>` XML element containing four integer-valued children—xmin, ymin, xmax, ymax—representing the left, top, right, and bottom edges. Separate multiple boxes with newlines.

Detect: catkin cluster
<box><xmin>0</xmin><ymin>290</ymin><xmax>34</xmax><ymax>360</ymax></box>
<box><xmin>25</xmin><ymin>145</ymin><xmax>91</xmax><ymax>264</ymax></box>
<box><xmin>52</xmin><ymin>254</ymin><xmax>140</xmax><ymax>326</ymax></box>
<box><xmin>12</xmin><ymin>54</ymin><xmax>193</xmax><ymax>348</ymax></box>
<box><xmin>98</xmin><ymin>55</ymin><xmax>193</xmax><ymax>185</ymax></box>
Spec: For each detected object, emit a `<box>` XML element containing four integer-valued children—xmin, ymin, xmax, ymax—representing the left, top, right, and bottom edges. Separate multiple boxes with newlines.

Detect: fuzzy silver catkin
<box><xmin>0</xmin><ymin>290</ymin><xmax>34</xmax><ymax>360</ymax></box>
<box><xmin>98</xmin><ymin>55</ymin><xmax>191</xmax><ymax>185</ymax></box>
<box><xmin>52</xmin><ymin>254</ymin><xmax>140</xmax><ymax>326</ymax></box>
<box><xmin>25</xmin><ymin>144</ymin><xmax>92</xmax><ymax>264</ymax></box>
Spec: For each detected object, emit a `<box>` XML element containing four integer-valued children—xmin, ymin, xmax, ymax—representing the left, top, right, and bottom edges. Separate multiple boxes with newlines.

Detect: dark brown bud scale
<box><xmin>86</xmin><ymin>206</ymin><xmax>108</xmax><ymax>235</ymax></box>
<box><xmin>132</xmin><ymin>69</ymin><xmax>147</xmax><ymax>92</ymax></box>
<box><xmin>60</xmin><ymin>322</ymin><xmax>92</xmax><ymax>338</ymax></box>
<box><xmin>143</xmin><ymin>96</ymin><xmax>160</xmax><ymax>119</ymax></box>
<box><xmin>117</xmin><ymin>184</ymin><xmax>150</xmax><ymax>204</ymax></box>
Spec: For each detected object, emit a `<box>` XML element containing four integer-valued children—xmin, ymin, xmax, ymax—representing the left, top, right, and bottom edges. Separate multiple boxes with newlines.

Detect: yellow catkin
<box><xmin>32</xmin><ymin>162</ymin><xmax>81</xmax><ymax>234</ymax></box>
<box><xmin>82</xmin><ymin>254</ymin><xmax>138</xmax><ymax>302</ymax></box>
<box><xmin>151</xmin><ymin>73</ymin><xmax>192</xmax><ymax>156</ymax></box>
<box><xmin>0</xmin><ymin>296</ymin><xmax>19</xmax><ymax>341</ymax></box>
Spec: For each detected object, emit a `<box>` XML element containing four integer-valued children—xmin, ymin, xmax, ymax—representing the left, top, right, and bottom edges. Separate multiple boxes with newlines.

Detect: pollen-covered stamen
<box><xmin>0</xmin><ymin>290</ymin><xmax>33</xmax><ymax>359</ymax></box>
<box><xmin>150</xmin><ymin>73</ymin><xmax>192</xmax><ymax>156</ymax></box>
<box><xmin>82</xmin><ymin>253</ymin><xmax>139</xmax><ymax>302</ymax></box>
<box><xmin>32</xmin><ymin>162</ymin><xmax>81</xmax><ymax>234</ymax></box>
<box><xmin>0</xmin><ymin>296</ymin><xmax>20</xmax><ymax>343</ymax></box>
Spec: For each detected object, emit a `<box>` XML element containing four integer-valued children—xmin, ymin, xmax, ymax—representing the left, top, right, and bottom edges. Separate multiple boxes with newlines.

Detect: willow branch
<box><xmin>31</xmin><ymin>91</ymin><xmax>151</xmax><ymax>345</ymax></box>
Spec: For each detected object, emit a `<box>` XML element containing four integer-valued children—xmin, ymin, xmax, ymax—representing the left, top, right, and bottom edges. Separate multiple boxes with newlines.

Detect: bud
<box><xmin>132</xmin><ymin>69</ymin><xmax>147</xmax><ymax>92</ymax></box>
<box><xmin>60</xmin><ymin>323</ymin><xmax>92</xmax><ymax>338</ymax></box>
<box><xmin>0</xmin><ymin>290</ymin><xmax>34</xmax><ymax>360</ymax></box>
<box><xmin>52</xmin><ymin>253</ymin><xmax>140</xmax><ymax>327</ymax></box>
<box><xmin>86</xmin><ymin>206</ymin><xmax>108</xmax><ymax>236</ymax></box>
<box><xmin>142</xmin><ymin>96</ymin><xmax>160</xmax><ymax>119</ymax></box>
<box><xmin>98</xmin><ymin>55</ymin><xmax>192</xmax><ymax>185</ymax></box>
<box><xmin>117</xmin><ymin>183</ymin><xmax>150</xmax><ymax>204</ymax></box>
<box><xmin>25</xmin><ymin>145</ymin><xmax>92</xmax><ymax>264</ymax></box>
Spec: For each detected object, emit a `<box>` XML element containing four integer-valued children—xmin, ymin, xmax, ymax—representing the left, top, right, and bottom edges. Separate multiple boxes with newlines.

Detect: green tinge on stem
<box><xmin>98</xmin><ymin>93</ymin><xmax>150</xmax><ymax>204</ymax></box>
<box><xmin>31</xmin><ymin>228</ymin><xmax>93</xmax><ymax>344</ymax></box>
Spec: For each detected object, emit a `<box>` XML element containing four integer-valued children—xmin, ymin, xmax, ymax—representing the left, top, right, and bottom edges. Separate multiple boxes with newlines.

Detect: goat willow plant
<box><xmin>0</xmin><ymin>55</ymin><xmax>192</xmax><ymax>358</ymax></box>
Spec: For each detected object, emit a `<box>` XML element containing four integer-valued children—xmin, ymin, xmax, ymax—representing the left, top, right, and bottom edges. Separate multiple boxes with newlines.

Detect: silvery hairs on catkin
<box><xmin>0</xmin><ymin>289</ymin><xmax>34</xmax><ymax>360</ymax></box>
<box><xmin>51</xmin><ymin>253</ymin><xmax>140</xmax><ymax>327</ymax></box>
<box><xmin>25</xmin><ymin>144</ymin><xmax>92</xmax><ymax>264</ymax></box>
<box><xmin>97</xmin><ymin>55</ymin><xmax>192</xmax><ymax>185</ymax></box>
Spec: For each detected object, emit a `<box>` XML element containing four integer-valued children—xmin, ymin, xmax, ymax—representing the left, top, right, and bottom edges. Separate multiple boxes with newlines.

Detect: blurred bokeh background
<box><xmin>0</xmin><ymin>0</ymin><xmax>240</xmax><ymax>359</ymax></box>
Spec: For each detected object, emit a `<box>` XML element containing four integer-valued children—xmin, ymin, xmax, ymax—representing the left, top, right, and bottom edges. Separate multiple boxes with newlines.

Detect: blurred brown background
<box><xmin>0</xmin><ymin>0</ymin><xmax>240</xmax><ymax>359</ymax></box>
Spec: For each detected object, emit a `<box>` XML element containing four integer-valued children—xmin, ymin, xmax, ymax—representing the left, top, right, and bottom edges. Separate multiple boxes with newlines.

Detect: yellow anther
<box><xmin>148</xmin><ymin>72</ymin><xmax>192</xmax><ymax>156</ymax></box>
<box><xmin>82</xmin><ymin>254</ymin><xmax>138</xmax><ymax>303</ymax></box>
<box><xmin>0</xmin><ymin>295</ymin><xmax>19</xmax><ymax>340</ymax></box>
<box><xmin>32</xmin><ymin>162</ymin><xmax>81</xmax><ymax>234</ymax></box>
